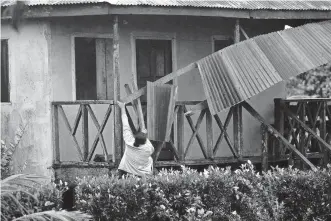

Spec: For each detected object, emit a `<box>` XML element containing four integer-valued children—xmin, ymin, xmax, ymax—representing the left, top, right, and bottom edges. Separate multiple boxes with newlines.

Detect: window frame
<box><xmin>211</xmin><ymin>35</ymin><xmax>233</xmax><ymax>53</ymax></box>
<box><xmin>1</xmin><ymin>38</ymin><xmax>11</xmax><ymax>104</ymax></box>
<box><xmin>71</xmin><ymin>33</ymin><xmax>113</xmax><ymax>101</ymax></box>
<box><xmin>130</xmin><ymin>31</ymin><xmax>177</xmax><ymax>87</ymax></box>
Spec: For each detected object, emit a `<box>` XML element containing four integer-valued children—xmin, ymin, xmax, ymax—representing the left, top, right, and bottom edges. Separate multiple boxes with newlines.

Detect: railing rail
<box><xmin>52</xmin><ymin>101</ymin><xmax>114</xmax><ymax>163</ymax></box>
<box><xmin>274</xmin><ymin>98</ymin><xmax>331</xmax><ymax>168</ymax></box>
<box><xmin>125</xmin><ymin>101</ymin><xmax>242</xmax><ymax>163</ymax></box>
<box><xmin>52</xmin><ymin>98</ymin><xmax>331</xmax><ymax>170</ymax></box>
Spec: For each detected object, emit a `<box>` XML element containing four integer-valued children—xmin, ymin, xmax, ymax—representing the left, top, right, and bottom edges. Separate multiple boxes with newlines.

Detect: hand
<box><xmin>117</xmin><ymin>101</ymin><xmax>125</xmax><ymax>109</ymax></box>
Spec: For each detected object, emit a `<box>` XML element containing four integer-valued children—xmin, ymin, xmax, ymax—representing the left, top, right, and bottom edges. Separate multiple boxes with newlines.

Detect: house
<box><xmin>1</xmin><ymin>0</ymin><xmax>331</xmax><ymax>180</ymax></box>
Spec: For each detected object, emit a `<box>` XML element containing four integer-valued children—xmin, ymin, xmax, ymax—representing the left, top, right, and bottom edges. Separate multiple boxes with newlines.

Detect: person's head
<box><xmin>133</xmin><ymin>129</ymin><xmax>147</xmax><ymax>147</ymax></box>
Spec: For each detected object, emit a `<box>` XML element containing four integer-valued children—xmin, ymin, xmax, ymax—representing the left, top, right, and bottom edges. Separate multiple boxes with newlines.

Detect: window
<box><xmin>136</xmin><ymin>39</ymin><xmax>172</xmax><ymax>89</ymax></box>
<box><xmin>213</xmin><ymin>37</ymin><xmax>233</xmax><ymax>52</ymax></box>
<box><xmin>1</xmin><ymin>39</ymin><xmax>9</xmax><ymax>102</ymax></box>
<box><xmin>74</xmin><ymin>37</ymin><xmax>113</xmax><ymax>100</ymax></box>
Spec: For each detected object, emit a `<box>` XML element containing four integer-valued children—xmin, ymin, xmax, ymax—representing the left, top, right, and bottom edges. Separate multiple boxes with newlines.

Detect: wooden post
<box><xmin>234</xmin><ymin>19</ymin><xmax>240</xmax><ymax>43</ymax></box>
<box><xmin>82</xmin><ymin>105</ymin><xmax>89</xmax><ymax>161</ymax></box>
<box><xmin>320</xmin><ymin>101</ymin><xmax>329</xmax><ymax>166</ymax></box>
<box><xmin>52</xmin><ymin>104</ymin><xmax>60</xmax><ymax>163</ymax></box>
<box><xmin>274</xmin><ymin>98</ymin><xmax>285</xmax><ymax>159</ymax></box>
<box><xmin>233</xmin><ymin>104</ymin><xmax>243</xmax><ymax>160</ymax></box>
<box><xmin>206</xmin><ymin>108</ymin><xmax>213</xmax><ymax>159</ymax></box>
<box><xmin>297</xmin><ymin>102</ymin><xmax>306</xmax><ymax>169</ymax></box>
<box><xmin>261</xmin><ymin>124</ymin><xmax>269</xmax><ymax>172</ymax></box>
<box><xmin>113</xmin><ymin>15</ymin><xmax>122</xmax><ymax>164</ymax></box>
<box><xmin>233</xmin><ymin>20</ymin><xmax>243</xmax><ymax>160</ymax></box>
<box><xmin>176</xmin><ymin>105</ymin><xmax>185</xmax><ymax>161</ymax></box>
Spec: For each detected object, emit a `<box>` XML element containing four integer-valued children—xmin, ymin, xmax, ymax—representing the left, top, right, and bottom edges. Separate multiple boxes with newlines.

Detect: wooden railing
<box><xmin>127</xmin><ymin>101</ymin><xmax>247</xmax><ymax>166</ymax></box>
<box><xmin>52</xmin><ymin>100</ymin><xmax>247</xmax><ymax>167</ymax></box>
<box><xmin>274</xmin><ymin>98</ymin><xmax>331</xmax><ymax>169</ymax></box>
<box><xmin>52</xmin><ymin>101</ymin><xmax>114</xmax><ymax>164</ymax></box>
<box><xmin>174</xmin><ymin>101</ymin><xmax>240</xmax><ymax>161</ymax></box>
<box><xmin>52</xmin><ymin>99</ymin><xmax>331</xmax><ymax>170</ymax></box>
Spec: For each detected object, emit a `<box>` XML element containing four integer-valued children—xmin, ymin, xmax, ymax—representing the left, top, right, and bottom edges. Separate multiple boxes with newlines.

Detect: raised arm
<box><xmin>117</xmin><ymin>101</ymin><xmax>135</xmax><ymax>145</ymax></box>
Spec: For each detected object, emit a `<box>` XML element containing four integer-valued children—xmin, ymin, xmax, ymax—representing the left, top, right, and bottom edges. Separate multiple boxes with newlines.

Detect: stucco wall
<box><xmin>1</xmin><ymin>20</ymin><xmax>53</xmax><ymax>178</ymax></box>
<box><xmin>49</xmin><ymin>15</ymin><xmax>286</xmax><ymax>161</ymax></box>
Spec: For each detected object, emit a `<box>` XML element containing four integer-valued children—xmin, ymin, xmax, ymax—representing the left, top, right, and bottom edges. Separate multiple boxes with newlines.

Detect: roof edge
<box><xmin>2</xmin><ymin>4</ymin><xmax>331</xmax><ymax>20</ymax></box>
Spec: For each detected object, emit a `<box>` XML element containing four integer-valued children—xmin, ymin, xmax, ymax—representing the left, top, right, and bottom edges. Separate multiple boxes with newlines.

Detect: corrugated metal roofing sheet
<box><xmin>196</xmin><ymin>20</ymin><xmax>331</xmax><ymax>115</ymax></box>
<box><xmin>2</xmin><ymin>0</ymin><xmax>331</xmax><ymax>11</ymax></box>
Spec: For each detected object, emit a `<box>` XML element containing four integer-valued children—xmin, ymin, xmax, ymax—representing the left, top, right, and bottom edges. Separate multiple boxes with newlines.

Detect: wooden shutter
<box><xmin>96</xmin><ymin>38</ymin><xmax>113</xmax><ymax>100</ymax></box>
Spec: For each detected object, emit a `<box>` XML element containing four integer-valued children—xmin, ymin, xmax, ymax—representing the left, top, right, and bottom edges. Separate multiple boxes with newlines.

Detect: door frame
<box><xmin>211</xmin><ymin>35</ymin><xmax>233</xmax><ymax>53</ymax></box>
<box><xmin>71</xmin><ymin>33</ymin><xmax>113</xmax><ymax>100</ymax></box>
<box><xmin>130</xmin><ymin>31</ymin><xmax>177</xmax><ymax>87</ymax></box>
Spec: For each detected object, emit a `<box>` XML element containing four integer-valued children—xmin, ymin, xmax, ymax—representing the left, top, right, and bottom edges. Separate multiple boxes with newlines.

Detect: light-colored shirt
<box><xmin>118</xmin><ymin>113</ymin><xmax>154</xmax><ymax>177</ymax></box>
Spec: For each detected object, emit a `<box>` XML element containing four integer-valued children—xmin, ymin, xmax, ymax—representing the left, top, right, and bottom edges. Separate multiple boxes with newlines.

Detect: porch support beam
<box><xmin>113</xmin><ymin>15</ymin><xmax>122</xmax><ymax>164</ymax></box>
<box><xmin>233</xmin><ymin>19</ymin><xmax>244</xmax><ymax>160</ymax></box>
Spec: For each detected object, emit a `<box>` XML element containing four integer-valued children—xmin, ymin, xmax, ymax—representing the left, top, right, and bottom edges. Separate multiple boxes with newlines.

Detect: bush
<box><xmin>75</xmin><ymin>162</ymin><xmax>331</xmax><ymax>221</ymax></box>
<box><xmin>1</xmin><ymin>177</ymin><xmax>68</xmax><ymax>220</ymax></box>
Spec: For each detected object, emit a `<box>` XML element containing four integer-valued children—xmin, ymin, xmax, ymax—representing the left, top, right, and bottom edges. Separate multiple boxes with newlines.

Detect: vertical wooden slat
<box><xmin>233</xmin><ymin>104</ymin><xmax>243</xmax><ymax>160</ymax></box>
<box><xmin>297</xmin><ymin>102</ymin><xmax>306</xmax><ymax>169</ymax></box>
<box><xmin>165</xmin><ymin>86</ymin><xmax>178</xmax><ymax>142</ymax></box>
<box><xmin>206</xmin><ymin>108</ymin><xmax>213</xmax><ymax>159</ymax></box>
<box><xmin>274</xmin><ymin>99</ymin><xmax>285</xmax><ymax>158</ymax></box>
<box><xmin>131</xmin><ymin>82</ymin><xmax>146</xmax><ymax>131</ymax></box>
<box><xmin>309</xmin><ymin>102</ymin><xmax>319</xmax><ymax>152</ymax></box>
<box><xmin>176</xmin><ymin>105</ymin><xmax>185</xmax><ymax>161</ymax></box>
<box><xmin>113</xmin><ymin>15</ymin><xmax>122</xmax><ymax>164</ymax></box>
<box><xmin>321</xmin><ymin>101</ymin><xmax>329</xmax><ymax>166</ymax></box>
<box><xmin>82</xmin><ymin>105</ymin><xmax>89</xmax><ymax>161</ymax></box>
<box><xmin>96</xmin><ymin>39</ymin><xmax>107</xmax><ymax>100</ymax></box>
<box><xmin>106</xmin><ymin>38</ymin><xmax>114</xmax><ymax>99</ymax></box>
<box><xmin>261</xmin><ymin>124</ymin><xmax>269</xmax><ymax>172</ymax></box>
<box><xmin>52</xmin><ymin>104</ymin><xmax>60</xmax><ymax>163</ymax></box>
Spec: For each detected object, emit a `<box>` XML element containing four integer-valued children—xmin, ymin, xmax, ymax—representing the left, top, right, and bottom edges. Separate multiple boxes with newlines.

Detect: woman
<box><xmin>117</xmin><ymin>101</ymin><xmax>154</xmax><ymax>178</ymax></box>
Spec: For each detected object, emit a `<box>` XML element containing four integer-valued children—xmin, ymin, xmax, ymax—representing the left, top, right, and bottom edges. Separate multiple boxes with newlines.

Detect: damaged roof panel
<box><xmin>197</xmin><ymin>20</ymin><xmax>331</xmax><ymax>115</ymax></box>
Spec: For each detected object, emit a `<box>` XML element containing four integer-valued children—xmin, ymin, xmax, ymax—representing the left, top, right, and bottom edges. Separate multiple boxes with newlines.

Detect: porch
<box><xmin>51</xmin><ymin>98</ymin><xmax>331</xmax><ymax>179</ymax></box>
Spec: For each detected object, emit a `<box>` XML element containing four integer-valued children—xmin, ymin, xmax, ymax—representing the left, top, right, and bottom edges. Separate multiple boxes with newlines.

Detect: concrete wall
<box><xmin>1</xmin><ymin>15</ymin><xmax>287</xmax><ymax>178</ymax></box>
<box><xmin>49</xmin><ymin>15</ymin><xmax>286</xmax><ymax>161</ymax></box>
<box><xmin>1</xmin><ymin>20</ymin><xmax>53</xmax><ymax>178</ymax></box>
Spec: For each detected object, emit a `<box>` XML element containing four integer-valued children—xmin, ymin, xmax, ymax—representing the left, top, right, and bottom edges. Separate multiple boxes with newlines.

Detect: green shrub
<box><xmin>75</xmin><ymin>162</ymin><xmax>331</xmax><ymax>221</ymax></box>
<box><xmin>267</xmin><ymin>166</ymin><xmax>331</xmax><ymax>221</ymax></box>
<box><xmin>1</xmin><ymin>178</ymin><xmax>67</xmax><ymax>220</ymax></box>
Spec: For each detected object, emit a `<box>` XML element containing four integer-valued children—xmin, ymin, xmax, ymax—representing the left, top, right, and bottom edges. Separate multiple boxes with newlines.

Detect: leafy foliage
<box><xmin>287</xmin><ymin>62</ymin><xmax>331</xmax><ymax>98</ymax></box>
<box><xmin>75</xmin><ymin>162</ymin><xmax>331</xmax><ymax>221</ymax></box>
<box><xmin>1</xmin><ymin>140</ymin><xmax>92</xmax><ymax>221</ymax></box>
<box><xmin>0</xmin><ymin>173</ymin><xmax>92</xmax><ymax>221</ymax></box>
<box><xmin>1</xmin><ymin>123</ymin><xmax>27</xmax><ymax>179</ymax></box>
